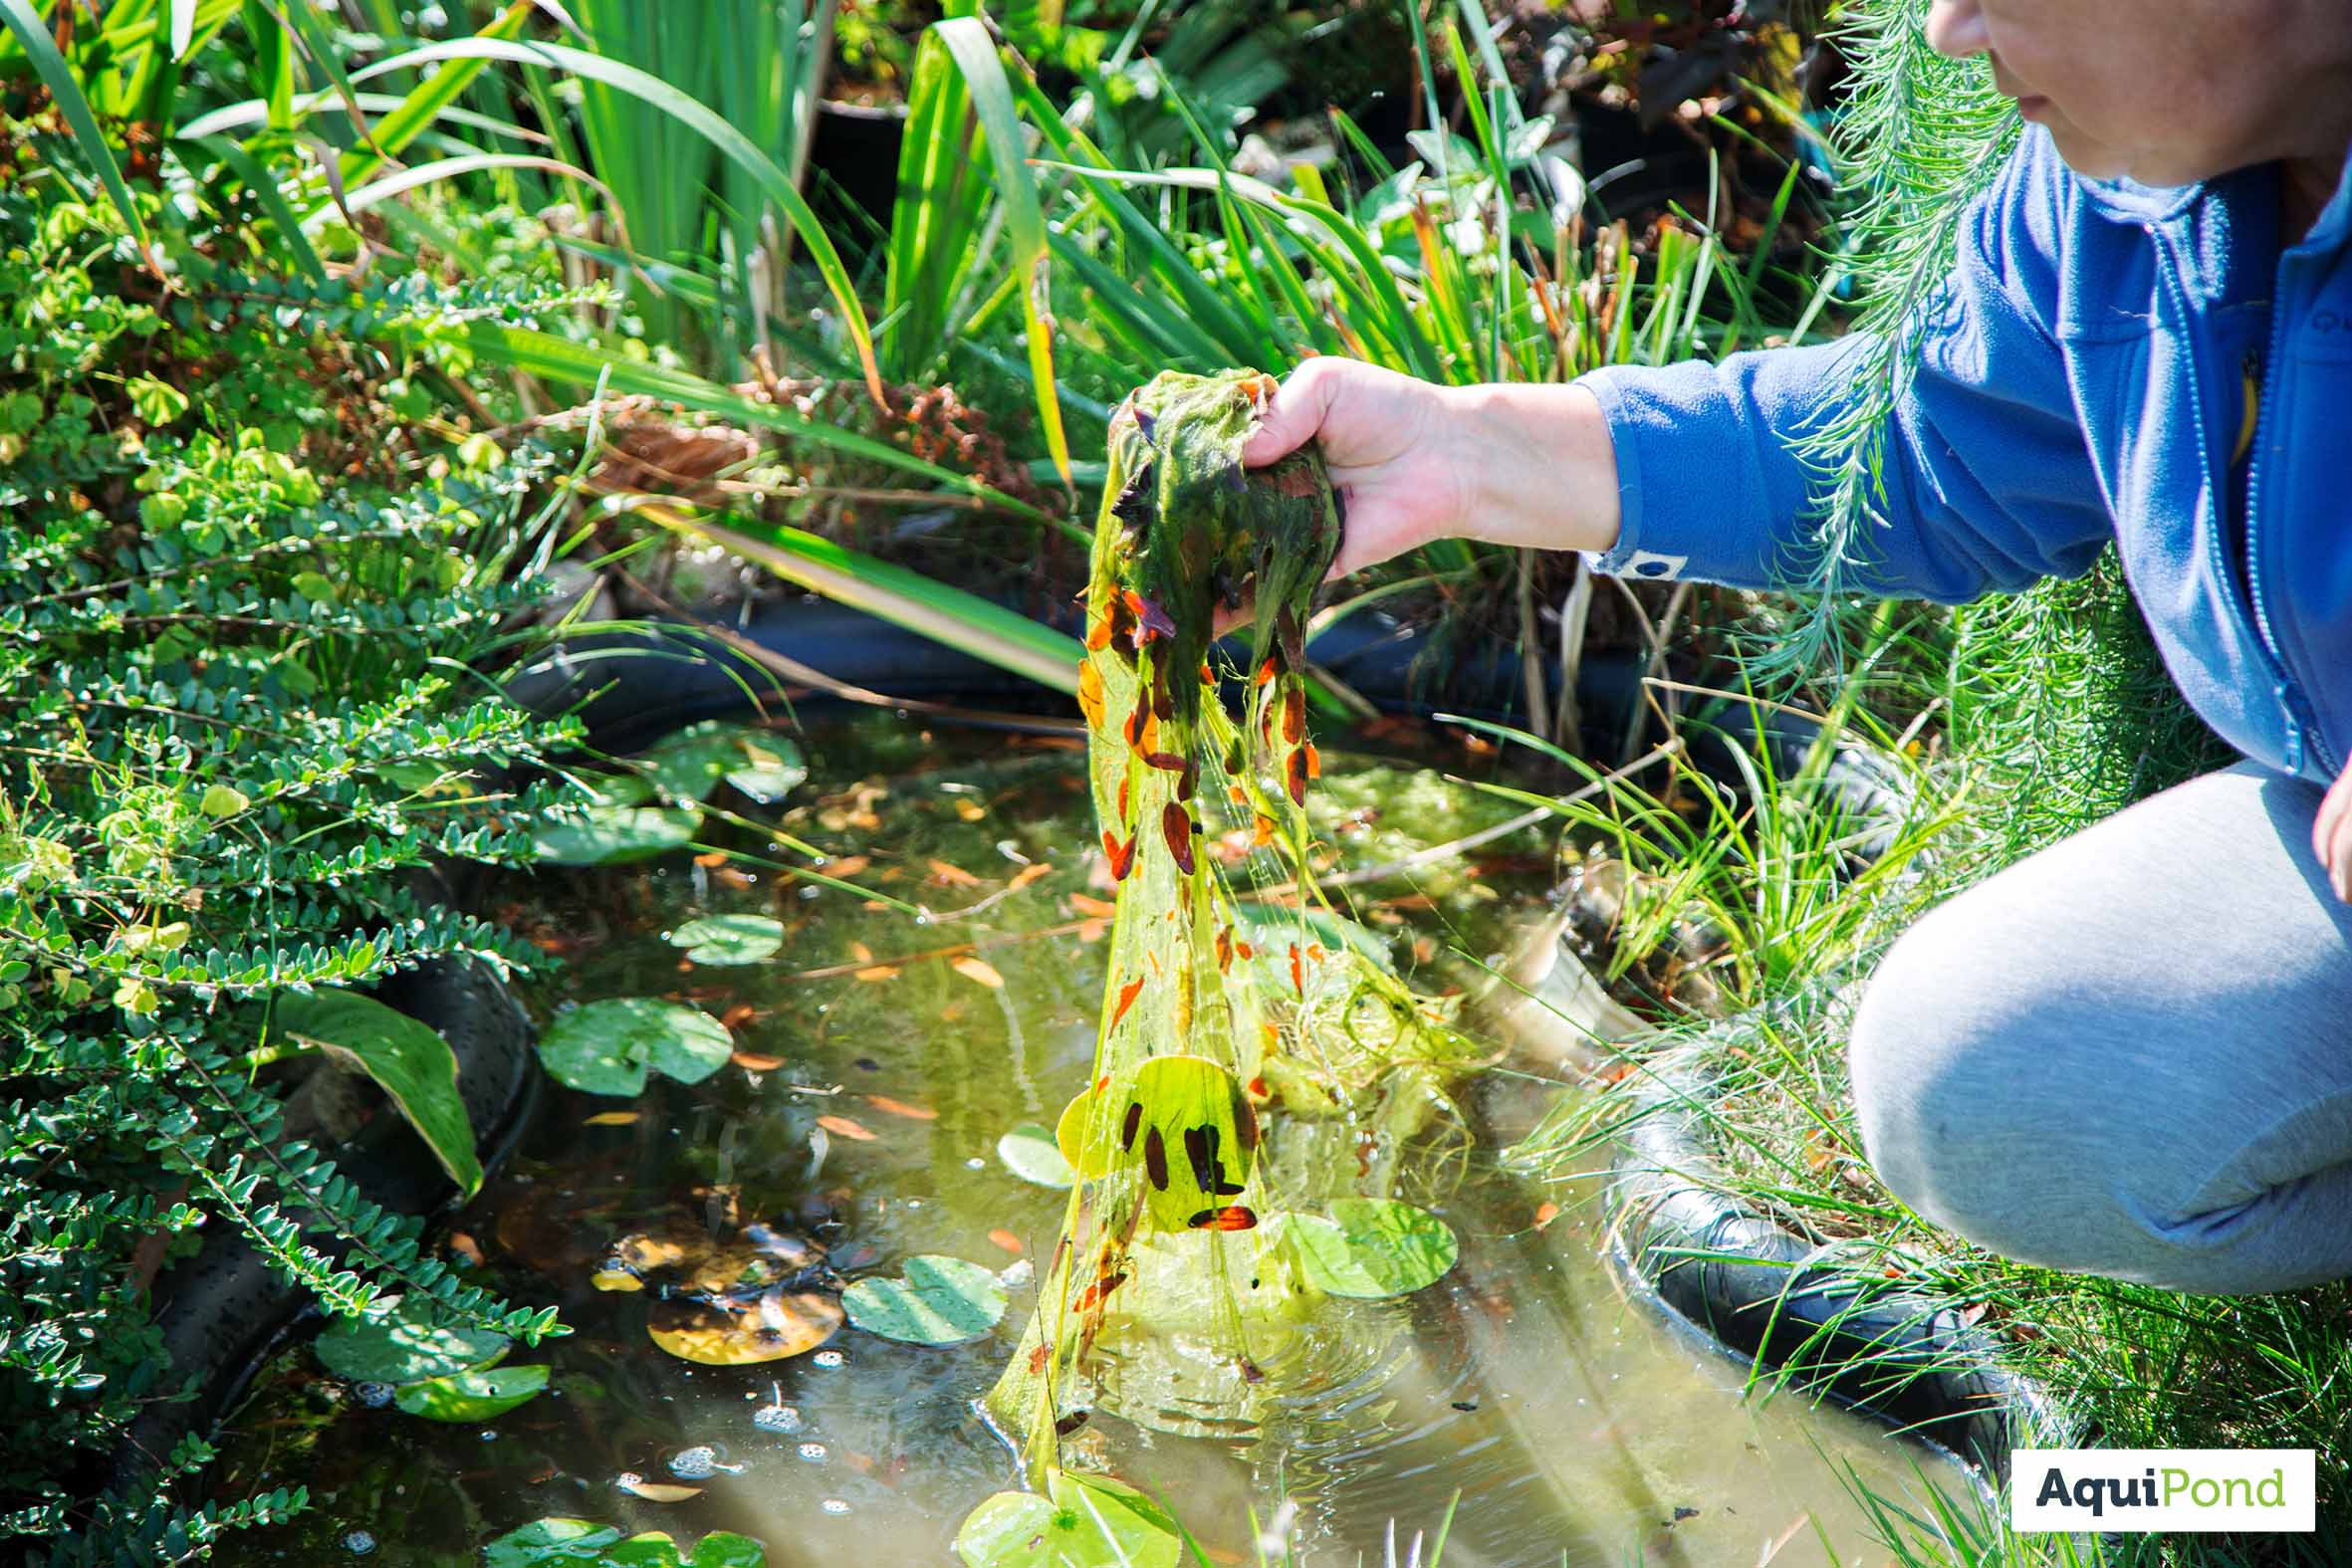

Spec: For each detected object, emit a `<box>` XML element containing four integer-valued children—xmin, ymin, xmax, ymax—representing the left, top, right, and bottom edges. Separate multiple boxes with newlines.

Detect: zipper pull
<box><xmin>2234</xmin><ymin>349</ymin><xmax>2261</xmax><ymax>466</ymax></box>
<box><xmin>2278</xmin><ymin>682</ymin><xmax>2308</xmax><ymax>775</ymax></box>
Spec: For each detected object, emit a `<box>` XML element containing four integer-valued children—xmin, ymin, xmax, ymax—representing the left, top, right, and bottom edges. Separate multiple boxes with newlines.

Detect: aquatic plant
<box><xmin>967</xmin><ymin>371</ymin><xmax>1487</xmax><ymax>1558</ymax></box>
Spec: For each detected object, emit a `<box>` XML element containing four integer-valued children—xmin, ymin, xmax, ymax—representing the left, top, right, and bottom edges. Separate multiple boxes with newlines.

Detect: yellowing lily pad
<box><xmin>647</xmin><ymin>1289</ymin><xmax>842</xmax><ymax>1366</ymax></box>
<box><xmin>1283</xmin><ymin>1199</ymin><xmax>1458</xmax><ymax>1298</ymax></box>
<box><xmin>1056</xmin><ymin>1054</ymin><xmax>1259</xmax><ymax>1232</ymax></box>
<box><xmin>841</xmin><ymin>1255</ymin><xmax>1008</xmax><ymax>1345</ymax></box>
<box><xmin>954</xmin><ymin>1469</ymin><xmax>1180</xmax><ymax>1568</ymax></box>
<box><xmin>392</xmin><ymin>1363</ymin><xmax>550</xmax><ymax>1422</ymax></box>
<box><xmin>665</xmin><ymin>915</ymin><xmax>785</xmax><ymax>967</ymax></box>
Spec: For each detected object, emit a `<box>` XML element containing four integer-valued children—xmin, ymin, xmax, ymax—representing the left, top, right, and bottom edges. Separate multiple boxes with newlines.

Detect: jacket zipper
<box><xmin>2238</xmin><ymin>250</ymin><xmax>2335</xmax><ymax>778</ymax></box>
<box><xmin>2156</xmin><ymin>226</ymin><xmax>2325</xmax><ymax>779</ymax></box>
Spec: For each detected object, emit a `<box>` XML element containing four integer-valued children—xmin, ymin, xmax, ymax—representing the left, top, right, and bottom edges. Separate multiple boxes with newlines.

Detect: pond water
<box><xmin>206</xmin><ymin>715</ymin><xmax>1973</xmax><ymax>1568</ymax></box>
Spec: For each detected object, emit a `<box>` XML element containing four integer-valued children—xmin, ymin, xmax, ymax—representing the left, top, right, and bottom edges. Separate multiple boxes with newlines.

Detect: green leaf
<box><xmin>995</xmin><ymin>1123</ymin><xmax>1073</xmax><ymax>1189</ymax></box>
<box><xmin>538</xmin><ymin>999</ymin><xmax>733</xmax><ymax>1097</ymax></box>
<box><xmin>636</xmin><ymin>721</ymin><xmax>802</xmax><ymax>804</ymax></box>
<box><xmin>275</xmin><ymin>991</ymin><xmax>483</xmax><ymax>1196</ymax></box>
<box><xmin>841</xmin><ymin>1255</ymin><xmax>1008</xmax><ymax>1346</ymax></box>
<box><xmin>1284</xmin><ymin>1199</ymin><xmax>1458</xmax><ymax>1298</ymax></box>
<box><xmin>0</xmin><ymin>0</ymin><xmax>152</xmax><ymax>254</ymax></box>
<box><xmin>127</xmin><ymin>376</ymin><xmax>190</xmax><ymax>426</ymax></box>
<box><xmin>531</xmin><ymin>803</ymin><xmax>702</xmax><ymax>866</ymax></box>
<box><xmin>485</xmin><ymin>1522</ymin><xmax>766</xmax><ymax>1568</ymax></box>
<box><xmin>394</xmin><ymin>1363</ymin><xmax>549</xmax><ymax>1422</ymax></box>
<box><xmin>954</xmin><ymin>1470</ymin><xmax>1180</xmax><ymax>1568</ymax></box>
<box><xmin>664</xmin><ymin>915</ymin><xmax>784</xmax><ymax>967</ymax></box>
<box><xmin>315</xmin><ymin>1294</ymin><xmax>510</xmax><ymax>1385</ymax></box>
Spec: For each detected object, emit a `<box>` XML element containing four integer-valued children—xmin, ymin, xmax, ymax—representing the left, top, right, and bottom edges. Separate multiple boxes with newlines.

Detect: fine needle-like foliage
<box><xmin>1770</xmin><ymin>0</ymin><xmax>2018</xmax><ymax>675</ymax></box>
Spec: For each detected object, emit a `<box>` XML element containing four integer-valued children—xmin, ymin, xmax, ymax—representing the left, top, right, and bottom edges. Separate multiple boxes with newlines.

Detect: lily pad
<box><xmin>533</xmin><ymin>802</ymin><xmax>703</xmax><ymax>866</ymax></box>
<box><xmin>538</xmin><ymin>999</ymin><xmax>733</xmax><ymax>1097</ymax></box>
<box><xmin>273</xmin><ymin>990</ymin><xmax>482</xmax><ymax>1196</ymax></box>
<box><xmin>394</xmin><ymin>1363</ymin><xmax>550</xmax><ymax>1422</ymax></box>
<box><xmin>995</xmin><ymin>1123</ymin><xmax>1074</xmax><ymax>1189</ymax></box>
<box><xmin>842</xmin><ymin>1255</ymin><xmax>1008</xmax><ymax>1345</ymax></box>
<box><xmin>665</xmin><ymin>915</ymin><xmax>784</xmax><ymax>967</ymax></box>
<box><xmin>647</xmin><ymin>1288</ymin><xmax>842</xmax><ymax>1365</ymax></box>
<box><xmin>954</xmin><ymin>1469</ymin><xmax>1180</xmax><ymax>1568</ymax></box>
<box><xmin>315</xmin><ymin>1294</ymin><xmax>509</xmax><ymax>1386</ymax></box>
<box><xmin>484</xmin><ymin>1520</ymin><xmax>766</xmax><ymax>1568</ymax></box>
<box><xmin>636</xmin><ymin>721</ymin><xmax>807</xmax><ymax>805</ymax></box>
<box><xmin>1284</xmin><ymin>1199</ymin><xmax>1458</xmax><ymax>1299</ymax></box>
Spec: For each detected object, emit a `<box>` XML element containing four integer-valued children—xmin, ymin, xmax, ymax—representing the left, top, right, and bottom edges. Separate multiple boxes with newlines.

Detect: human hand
<box><xmin>1239</xmin><ymin>357</ymin><xmax>1476</xmax><ymax>582</ymax></box>
<box><xmin>2316</xmin><ymin>755</ymin><xmax>2352</xmax><ymax>902</ymax></box>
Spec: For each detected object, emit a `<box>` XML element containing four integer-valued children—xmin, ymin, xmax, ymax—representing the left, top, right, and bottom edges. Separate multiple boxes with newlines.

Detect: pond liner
<box><xmin>1601</xmin><ymin>1034</ymin><xmax>2075</xmax><ymax>1486</ymax></box>
<box><xmin>107</xmin><ymin>954</ymin><xmax>540</xmax><ymax>1497</ymax></box>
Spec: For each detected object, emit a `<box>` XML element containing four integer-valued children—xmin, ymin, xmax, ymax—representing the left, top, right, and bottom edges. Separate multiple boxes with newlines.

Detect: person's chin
<box><xmin>2041</xmin><ymin>119</ymin><xmax>2133</xmax><ymax>182</ymax></box>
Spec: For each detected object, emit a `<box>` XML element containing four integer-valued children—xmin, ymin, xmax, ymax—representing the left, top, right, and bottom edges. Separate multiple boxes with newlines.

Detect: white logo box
<box><xmin>2011</xmin><ymin>1450</ymin><xmax>2316</xmax><ymax>1533</ymax></box>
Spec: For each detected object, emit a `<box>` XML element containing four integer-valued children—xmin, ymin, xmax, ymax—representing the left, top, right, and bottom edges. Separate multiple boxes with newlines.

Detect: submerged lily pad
<box><xmin>954</xmin><ymin>1469</ymin><xmax>1181</xmax><ymax>1568</ymax></box>
<box><xmin>841</xmin><ymin>1255</ymin><xmax>1008</xmax><ymax>1345</ymax></box>
<box><xmin>538</xmin><ymin>999</ymin><xmax>733</xmax><ymax>1097</ymax></box>
<box><xmin>483</xmin><ymin>1520</ymin><xmax>765</xmax><ymax>1568</ymax></box>
<box><xmin>533</xmin><ymin>802</ymin><xmax>703</xmax><ymax>866</ymax></box>
<box><xmin>1284</xmin><ymin>1199</ymin><xmax>1458</xmax><ymax>1298</ymax></box>
<box><xmin>665</xmin><ymin>915</ymin><xmax>784</xmax><ymax>967</ymax></box>
<box><xmin>1056</xmin><ymin>1054</ymin><xmax>1259</xmax><ymax>1232</ymax></box>
<box><xmin>393</xmin><ymin>1363</ymin><xmax>549</xmax><ymax>1422</ymax></box>
<box><xmin>995</xmin><ymin>1122</ymin><xmax>1074</xmax><ymax>1189</ymax></box>
<box><xmin>647</xmin><ymin>1288</ymin><xmax>842</xmax><ymax>1366</ymax></box>
<box><xmin>314</xmin><ymin>1294</ymin><xmax>509</xmax><ymax>1386</ymax></box>
<box><xmin>637</xmin><ymin>721</ymin><xmax>808</xmax><ymax>805</ymax></box>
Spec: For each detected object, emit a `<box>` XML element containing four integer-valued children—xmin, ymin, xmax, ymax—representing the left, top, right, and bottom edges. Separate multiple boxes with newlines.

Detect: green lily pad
<box><xmin>394</xmin><ymin>1363</ymin><xmax>549</xmax><ymax>1422</ymax></box>
<box><xmin>842</xmin><ymin>1254</ymin><xmax>1008</xmax><ymax>1345</ymax></box>
<box><xmin>995</xmin><ymin>1123</ymin><xmax>1074</xmax><ymax>1189</ymax></box>
<box><xmin>538</xmin><ymin>999</ymin><xmax>733</xmax><ymax>1097</ymax></box>
<box><xmin>484</xmin><ymin>1520</ymin><xmax>765</xmax><ymax>1568</ymax></box>
<box><xmin>315</xmin><ymin>1294</ymin><xmax>509</xmax><ymax>1385</ymax></box>
<box><xmin>532</xmin><ymin>802</ymin><xmax>702</xmax><ymax>866</ymax></box>
<box><xmin>954</xmin><ymin>1470</ymin><xmax>1180</xmax><ymax>1568</ymax></box>
<box><xmin>1285</xmin><ymin>1199</ymin><xmax>1458</xmax><ymax>1299</ymax></box>
<box><xmin>274</xmin><ymin>991</ymin><xmax>482</xmax><ymax>1196</ymax></box>
<box><xmin>665</xmin><ymin>915</ymin><xmax>785</xmax><ymax>967</ymax></box>
<box><xmin>636</xmin><ymin>722</ymin><xmax>807</xmax><ymax>806</ymax></box>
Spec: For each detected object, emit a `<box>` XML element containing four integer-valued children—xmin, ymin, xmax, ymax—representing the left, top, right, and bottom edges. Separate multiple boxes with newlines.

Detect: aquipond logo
<box><xmin>2012</xmin><ymin>1450</ymin><xmax>2316</xmax><ymax>1532</ymax></box>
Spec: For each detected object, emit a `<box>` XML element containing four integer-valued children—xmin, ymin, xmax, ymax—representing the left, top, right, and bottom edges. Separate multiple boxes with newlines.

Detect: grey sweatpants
<box><xmin>1848</xmin><ymin>761</ymin><xmax>2352</xmax><ymax>1295</ymax></box>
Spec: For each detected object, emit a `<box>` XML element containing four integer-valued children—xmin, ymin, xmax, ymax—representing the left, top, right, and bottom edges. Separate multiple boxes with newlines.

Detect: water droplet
<box><xmin>353</xmin><ymin>1382</ymin><xmax>395</xmax><ymax>1409</ymax></box>
<box><xmin>812</xmin><ymin>1349</ymin><xmax>845</xmax><ymax>1369</ymax></box>
<box><xmin>754</xmin><ymin>1403</ymin><xmax>803</xmax><ymax>1434</ymax></box>
<box><xmin>617</xmin><ymin>1472</ymin><xmax>644</xmax><ymax>1489</ymax></box>
<box><xmin>344</xmin><ymin>1531</ymin><xmax>376</xmax><ymax>1556</ymax></box>
<box><xmin>821</xmin><ymin>1499</ymin><xmax>850</xmax><ymax>1516</ymax></box>
<box><xmin>669</xmin><ymin>1446</ymin><xmax>719</xmax><ymax>1479</ymax></box>
<box><xmin>797</xmin><ymin>1442</ymin><xmax>827</xmax><ymax>1462</ymax></box>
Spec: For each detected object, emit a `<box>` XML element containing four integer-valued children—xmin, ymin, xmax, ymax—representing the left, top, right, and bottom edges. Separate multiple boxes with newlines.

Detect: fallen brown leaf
<box><xmin>584</xmin><ymin>1111</ymin><xmax>640</xmax><ymax>1127</ymax></box>
<box><xmin>986</xmin><ymin>1229</ymin><xmax>1024</xmax><ymax>1255</ymax></box>
<box><xmin>927</xmin><ymin>857</ymin><xmax>983</xmax><ymax>888</ymax></box>
<box><xmin>733</xmin><ymin>1050</ymin><xmax>786</xmax><ymax>1071</ymax></box>
<box><xmin>817</xmin><ymin>1114</ymin><xmax>876</xmax><ymax>1142</ymax></box>
<box><xmin>949</xmin><ymin>955</ymin><xmax>1006</xmax><ymax>989</ymax></box>
<box><xmin>865</xmin><ymin>1095</ymin><xmax>937</xmax><ymax>1121</ymax></box>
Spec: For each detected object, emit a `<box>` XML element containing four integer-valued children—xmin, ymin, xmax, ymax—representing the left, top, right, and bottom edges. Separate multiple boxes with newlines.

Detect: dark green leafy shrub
<box><xmin>0</xmin><ymin>114</ymin><xmax>585</xmax><ymax>1562</ymax></box>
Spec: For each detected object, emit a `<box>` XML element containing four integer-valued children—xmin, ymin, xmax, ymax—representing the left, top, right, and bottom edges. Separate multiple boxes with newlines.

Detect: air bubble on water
<box><xmin>353</xmin><ymin>1382</ymin><xmax>394</xmax><ymax>1408</ymax></box>
<box><xmin>997</xmin><ymin>1258</ymin><xmax>1034</xmax><ymax>1289</ymax></box>
<box><xmin>798</xmin><ymin>884</ymin><xmax>821</xmax><ymax>901</ymax></box>
<box><xmin>812</xmin><ymin>1349</ymin><xmax>845</xmax><ymax>1369</ymax></box>
<box><xmin>344</xmin><ymin>1531</ymin><xmax>376</xmax><ymax>1556</ymax></box>
<box><xmin>754</xmin><ymin>1402</ymin><xmax>803</xmax><ymax>1435</ymax></box>
<box><xmin>479</xmin><ymin>1430</ymin><xmax>498</xmax><ymax>1442</ymax></box>
<box><xmin>965</xmin><ymin>1157</ymin><xmax>987</xmax><ymax>1171</ymax></box>
<box><xmin>797</xmin><ymin>1443</ymin><xmax>827</xmax><ymax>1462</ymax></box>
<box><xmin>821</xmin><ymin>1499</ymin><xmax>850</xmax><ymax>1516</ymax></box>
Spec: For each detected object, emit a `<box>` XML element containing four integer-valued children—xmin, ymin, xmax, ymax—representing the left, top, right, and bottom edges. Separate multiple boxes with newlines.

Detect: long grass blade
<box><xmin>0</xmin><ymin>0</ymin><xmax>155</xmax><ymax>257</ymax></box>
<box><xmin>627</xmin><ymin>502</ymin><xmax>1083</xmax><ymax>695</ymax></box>
<box><xmin>198</xmin><ymin>133</ymin><xmax>327</xmax><ymax>281</ymax></box>
<box><xmin>353</xmin><ymin>35</ymin><xmax>887</xmax><ymax>403</ymax></box>
<box><xmin>169</xmin><ymin>0</ymin><xmax>196</xmax><ymax>58</ymax></box>
<box><xmin>339</xmin><ymin>0</ymin><xmax>534</xmax><ymax>187</ymax></box>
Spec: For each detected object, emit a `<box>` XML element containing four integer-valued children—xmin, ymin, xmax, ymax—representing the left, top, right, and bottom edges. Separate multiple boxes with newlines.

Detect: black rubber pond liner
<box><xmin>1601</xmin><ymin>1027</ymin><xmax>2073</xmax><ymax>1488</ymax></box>
<box><xmin>108</xmin><ymin>953</ymin><xmax>540</xmax><ymax>1498</ymax></box>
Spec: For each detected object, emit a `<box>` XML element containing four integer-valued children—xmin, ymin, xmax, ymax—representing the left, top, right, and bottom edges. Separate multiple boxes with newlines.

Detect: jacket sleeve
<box><xmin>1573</xmin><ymin>130</ymin><xmax>2114</xmax><ymax>605</ymax></box>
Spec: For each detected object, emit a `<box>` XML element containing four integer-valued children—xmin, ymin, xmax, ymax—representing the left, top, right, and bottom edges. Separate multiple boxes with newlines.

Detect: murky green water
<box><xmin>207</xmin><ymin>716</ymin><xmax>1972</xmax><ymax>1567</ymax></box>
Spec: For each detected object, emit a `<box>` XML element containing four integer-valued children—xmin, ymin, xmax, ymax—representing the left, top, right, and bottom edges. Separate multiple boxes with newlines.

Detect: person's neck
<box><xmin>2281</xmin><ymin>148</ymin><xmax>2344</xmax><ymax>243</ymax></box>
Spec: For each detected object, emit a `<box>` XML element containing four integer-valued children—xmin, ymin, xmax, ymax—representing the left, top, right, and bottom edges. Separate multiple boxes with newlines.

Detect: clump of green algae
<box><xmin>971</xmin><ymin>372</ymin><xmax>1490</xmax><ymax>1539</ymax></box>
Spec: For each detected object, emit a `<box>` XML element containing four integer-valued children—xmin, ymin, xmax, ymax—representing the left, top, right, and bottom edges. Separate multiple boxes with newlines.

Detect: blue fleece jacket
<box><xmin>1577</xmin><ymin>126</ymin><xmax>2352</xmax><ymax>786</ymax></box>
